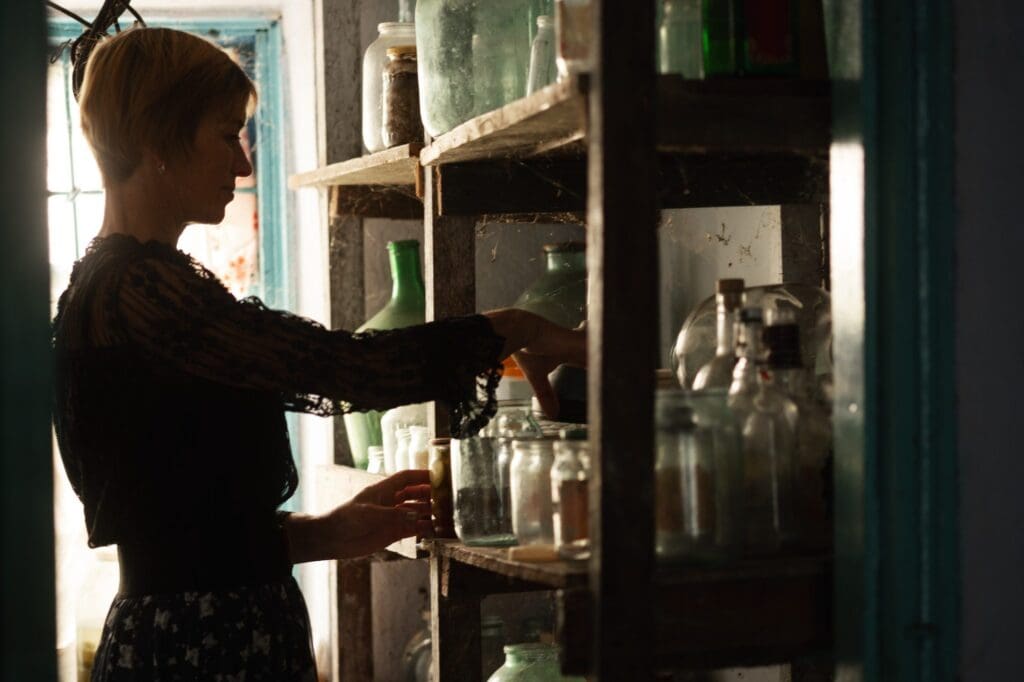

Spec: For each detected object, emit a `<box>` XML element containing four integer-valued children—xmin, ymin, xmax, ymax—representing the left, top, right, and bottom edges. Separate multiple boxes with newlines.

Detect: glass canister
<box><xmin>451</xmin><ymin>435</ymin><xmax>517</xmax><ymax>546</ymax></box>
<box><xmin>429</xmin><ymin>437</ymin><xmax>457</xmax><ymax>537</ymax></box>
<box><xmin>415</xmin><ymin>0</ymin><xmax>533</xmax><ymax>137</ymax></box>
<box><xmin>382</xmin><ymin>45</ymin><xmax>425</xmax><ymax>147</ymax></box>
<box><xmin>510</xmin><ymin>438</ymin><xmax>556</xmax><ymax>546</ymax></box>
<box><xmin>551</xmin><ymin>429</ymin><xmax>589</xmax><ymax>560</ymax></box>
<box><xmin>362</xmin><ymin>22</ymin><xmax>417</xmax><ymax>152</ymax></box>
<box><xmin>486</xmin><ymin>643</ymin><xmax>585</xmax><ymax>682</ymax></box>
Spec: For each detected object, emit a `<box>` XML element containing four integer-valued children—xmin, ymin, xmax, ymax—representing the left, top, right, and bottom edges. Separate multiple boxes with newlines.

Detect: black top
<box><xmin>52</xmin><ymin>234</ymin><xmax>503</xmax><ymax>556</ymax></box>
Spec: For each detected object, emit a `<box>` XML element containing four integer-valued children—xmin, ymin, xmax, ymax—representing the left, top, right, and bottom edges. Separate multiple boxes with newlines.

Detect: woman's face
<box><xmin>166</xmin><ymin>104</ymin><xmax>253</xmax><ymax>225</ymax></box>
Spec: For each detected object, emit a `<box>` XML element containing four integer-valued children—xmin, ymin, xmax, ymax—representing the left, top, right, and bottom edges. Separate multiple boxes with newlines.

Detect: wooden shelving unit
<box><xmin>297</xmin><ymin>4</ymin><xmax>833</xmax><ymax>679</ymax></box>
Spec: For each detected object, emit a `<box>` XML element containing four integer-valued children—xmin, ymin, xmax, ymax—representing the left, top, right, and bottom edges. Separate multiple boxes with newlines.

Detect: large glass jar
<box><xmin>363</xmin><ymin>22</ymin><xmax>417</xmax><ymax>152</ymax></box>
<box><xmin>451</xmin><ymin>435</ymin><xmax>516</xmax><ymax>546</ymax></box>
<box><xmin>415</xmin><ymin>0</ymin><xmax>533</xmax><ymax>137</ymax></box>
<box><xmin>673</xmin><ymin>283</ymin><xmax>832</xmax><ymax>399</ymax></box>
<box><xmin>344</xmin><ymin>240</ymin><xmax>426</xmax><ymax>468</ymax></box>
<box><xmin>487</xmin><ymin>643</ymin><xmax>585</xmax><ymax>682</ymax></box>
<box><xmin>510</xmin><ymin>438</ymin><xmax>556</xmax><ymax>546</ymax></box>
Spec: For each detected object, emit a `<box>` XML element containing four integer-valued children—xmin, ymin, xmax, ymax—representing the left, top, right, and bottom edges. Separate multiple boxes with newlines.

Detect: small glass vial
<box><xmin>510</xmin><ymin>438</ymin><xmax>556</xmax><ymax>546</ymax></box>
<box><xmin>527</xmin><ymin>15</ymin><xmax>557</xmax><ymax>94</ymax></box>
<box><xmin>551</xmin><ymin>428</ymin><xmax>590</xmax><ymax>560</ymax></box>
<box><xmin>381</xmin><ymin>45</ymin><xmax>424</xmax><ymax>147</ymax></box>
<box><xmin>428</xmin><ymin>437</ymin><xmax>457</xmax><ymax>538</ymax></box>
<box><xmin>366</xmin><ymin>445</ymin><xmax>385</xmax><ymax>475</ymax></box>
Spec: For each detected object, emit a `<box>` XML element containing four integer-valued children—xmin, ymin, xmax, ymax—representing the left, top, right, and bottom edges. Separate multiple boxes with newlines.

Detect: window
<box><xmin>47</xmin><ymin>18</ymin><xmax>291</xmax><ymax>679</ymax></box>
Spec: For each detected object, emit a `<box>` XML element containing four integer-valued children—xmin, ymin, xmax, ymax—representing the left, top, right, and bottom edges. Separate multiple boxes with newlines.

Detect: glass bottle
<box><xmin>740</xmin><ymin>0</ymin><xmax>799</xmax><ymax>76</ymax></box>
<box><xmin>739</xmin><ymin>355</ymin><xmax>799</xmax><ymax>554</ymax></box>
<box><xmin>382</xmin><ymin>45</ymin><xmax>424</xmax><ymax>148</ymax></box>
<box><xmin>659</xmin><ymin>0</ymin><xmax>704</xmax><ymax>77</ymax></box>
<box><xmin>399</xmin><ymin>0</ymin><xmax>417</xmax><ymax>23</ymax></box>
<box><xmin>343</xmin><ymin>240</ymin><xmax>426</xmax><ymax>468</ymax></box>
<box><xmin>551</xmin><ymin>428</ymin><xmax>590</xmax><ymax>560</ymax></box>
<box><xmin>510</xmin><ymin>438</ymin><xmax>556</xmax><ymax>545</ymax></box>
<box><xmin>727</xmin><ymin>306</ymin><xmax>765</xmax><ymax>420</ymax></box>
<box><xmin>764</xmin><ymin>309</ymin><xmax>832</xmax><ymax>550</ymax></box>
<box><xmin>416</xmin><ymin>0</ymin><xmax>533</xmax><ymax>137</ymax></box>
<box><xmin>363</xmin><ymin>22</ymin><xmax>417</xmax><ymax>152</ymax></box>
<box><xmin>654</xmin><ymin>389</ymin><xmax>697</xmax><ymax>561</ymax></box>
<box><xmin>701</xmin><ymin>0</ymin><xmax>739</xmax><ymax>76</ymax></box>
<box><xmin>429</xmin><ymin>437</ymin><xmax>457</xmax><ymax>537</ymax></box>
<box><xmin>367</xmin><ymin>445</ymin><xmax>386</xmax><ymax>475</ymax></box>
<box><xmin>527</xmin><ymin>15</ymin><xmax>557</xmax><ymax>94</ymax></box>
<box><xmin>690</xmin><ymin>278</ymin><xmax>745</xmax><ymax>390</ymax></box>
<box><xmin>487</xmin><ymin>643</ymin><xmax>586</xmax><ymax>681</ymax></box>
<box><xmin>687</xmin><ymin>390</ymin><xmax>744</xmax><ymax>557</ymax></box>
<box><xmin>395</xmin><ymin>426</ymin><xmax>413</xmax><ymax>471</ymax></box>
<box><xmin>380</xmin><ymin>403</ymin><xmax>428</xmax><ymax>474</ymax></box>
<box><xmin>408</xmin><ymin>425</ymin><xmax>430</xmax><ymax>469</ymax></box>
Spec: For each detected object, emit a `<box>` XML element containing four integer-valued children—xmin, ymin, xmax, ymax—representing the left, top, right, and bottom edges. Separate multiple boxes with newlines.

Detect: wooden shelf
<box><xmin>288</xmin><ymin>143</ymin><xmax>422</xmax><ymax>189</ymax></box>
<box><xmin>430</xmin><ymin>541</ymin><xmax>587</xmax><ymax>590</ymax></box>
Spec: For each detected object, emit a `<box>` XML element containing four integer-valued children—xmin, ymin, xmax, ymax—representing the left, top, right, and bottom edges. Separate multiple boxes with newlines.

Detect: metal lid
<box><xmin>716</xmin><ymin>278</ymin><xmax>745</xmax><ymax>294</ymax></box>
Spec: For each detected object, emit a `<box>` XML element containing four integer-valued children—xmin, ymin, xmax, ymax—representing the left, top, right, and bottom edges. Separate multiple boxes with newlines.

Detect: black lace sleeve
<box><xmin>106</xmin><ymin>240</ymin><xmax>504</xmax><ymax>437</ymax></box>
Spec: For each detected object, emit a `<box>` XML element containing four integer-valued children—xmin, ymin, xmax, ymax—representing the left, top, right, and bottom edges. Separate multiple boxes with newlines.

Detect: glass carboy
<box><xmin>362</xmin><ymin>22</ymin><xmax>417</xmax><ymax>152</ymax></box>
<box><xmin>487</xmin><ymin>643</ymin><xmax>585</xmax><ymax>682</ymax></box>
<box><xmin>415</xmin><ymin>0</ymin><xmax>533</xmax><ymax>137</ymax></box>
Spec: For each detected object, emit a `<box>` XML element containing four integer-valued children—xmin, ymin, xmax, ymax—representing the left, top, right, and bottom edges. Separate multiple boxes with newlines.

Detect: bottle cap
<box><xmin>716</xmin><ymin>278</ymin><xmax>745</xmax><ymax>294</ymax></box>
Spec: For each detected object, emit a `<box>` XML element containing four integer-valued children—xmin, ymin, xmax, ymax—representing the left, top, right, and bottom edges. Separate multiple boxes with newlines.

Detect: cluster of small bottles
<box><xmin>656</xmin><ymin>278</ymin><xmax>832</xmax><ymax>562</ymax></box>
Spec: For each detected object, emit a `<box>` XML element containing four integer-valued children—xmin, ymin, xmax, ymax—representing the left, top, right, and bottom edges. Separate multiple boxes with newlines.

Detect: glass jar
<box><xmin>381</xmin><ymin>403</ymin><xmax>428</xmax><ymax>474</ymax></box>
<box><xmin>673</xmin><ymin>283</ymin><xmax>832</xmax><ymax>400</ymax></box>
<box><xmin>659</xmin><ymin>0</ymin><xmax>703</xmax><ymax>77</ymax></box>
<box><xmin>655</xmin><ymin>389</ymin><xmax>697</xmax><ymax>561</ymax></box>
<box><xmin>429</xmin><ymin>437</ymin><xmax>457</xmax><ymax>537</ymax></box>
<box><xmin>363</xmin><ymin>22</ymin><xmax>417</xmax><ymax>152</ymax></box>
<box><xmin>408</xmin><ymin>425</ymin><xmax>430</xmax><ymax>469</ymax></box>
<box><xmin>510</xmin><ymin>438</ymin><xmax>556</xmax><ymax>546</ymax></box>
<box><xmin>487</xmin><ymin>643</ymin><xmax>585</xmax><ymax>681</ymax></box>
<box><xmin>451</xmin><ymin>435</ymin><xmax>516</xmax><ymax>546</ymax></box>
<box><xmin>415</xmin><ymin>0</ymin><xmax>533</xmax><ymax>137</ymax></box>
<box><xmin>687</xmin><ymin>389</ymin><xmax>744</xmax><ymax>558</ymax></box>
<box><xmin>367</xmin><ymin>445</ymin><xmax>385</xmax><ymax>475</ymax></box>
<box><xmin>382</xmin><ymin>45</ymin><xmax>425</xmax><ymax>148</ymax></box>
<box><xmin>551</xmin><ymin>429</ymin><xmax>589</xmax><ymax>559</ymax></box>
<box><xmin>527</xmin><ymin>14</ymin><xmax>557</xmax><ymax>94</ymax></box>
<box><xmin>395</xmin><ymin>427</ymin><xmax>413</xmax><ymax>471</ymax></box>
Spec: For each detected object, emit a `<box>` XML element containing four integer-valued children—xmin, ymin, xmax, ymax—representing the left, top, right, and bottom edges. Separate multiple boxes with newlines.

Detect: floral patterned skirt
<box><xmin>90</xmin><ymin>577</ymin><xmax>317</xmax><ymax>681</ymax></box>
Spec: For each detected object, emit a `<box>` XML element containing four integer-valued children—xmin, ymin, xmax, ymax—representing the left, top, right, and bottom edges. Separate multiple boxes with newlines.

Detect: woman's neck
<box><xmin>98</xmin><ymin>174</ymin><xmax>185</xmax><ymax>246</ymax></box>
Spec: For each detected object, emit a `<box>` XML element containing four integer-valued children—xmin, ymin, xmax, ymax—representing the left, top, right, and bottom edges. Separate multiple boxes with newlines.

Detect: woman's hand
<box><xmin>484</xmin><ymin>309</ymin><xmax>587</xmax><ymax>419</ymax></box>
<box><xmin>283</xmin><ymin>470</ymin><xmax>433</xmax><ymax>563</ymax></box>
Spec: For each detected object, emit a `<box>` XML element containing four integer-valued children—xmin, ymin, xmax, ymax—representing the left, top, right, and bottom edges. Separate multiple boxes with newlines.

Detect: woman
<box><xmin>53</xmin><ymin>27</ymin><xmax>585</xmax><ymax>680</ymax></box>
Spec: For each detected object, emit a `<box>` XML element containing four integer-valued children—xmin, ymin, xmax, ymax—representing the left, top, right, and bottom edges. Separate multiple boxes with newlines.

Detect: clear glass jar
<box><xmin>687</xmin><ymin>389</ymin><xmax>744</xmax><ymax>558</ymax></box>
<box><xmin>510</xmin><ymin>438</ymin><xmax>556</xmax><ymax>546</ymax></box>
<box><xmin>429</xmin><ymin>437</ymin><xmax>456</xmax><ymax>537</ymax></box>
<box><xmin>408</xmin><ymin>425</ymin><xmax>430</xmax><ymax>469</ymax></box>
<box><xmin>654</xmin><ymin>389</ymin><xmax>697</xmax><ymax>561</ymax></box>
<box><xmin>451</xmin><ymin>435</ymin><xmax>516</xmax><ymax>546</ymax></box>
<box><xmin>415</xmin><ymin>0</ymin><xmax>533</xmax><ymax>137</ymax></box>
<box><xmin>487</xmin><ymin>643</ymin><xmax>585</xmax><ymax>681</ymax></box>
<box><xmin>363</xmin><ymin>22</ymin><xmax>417</xmax><ymax>152</ymax></box>
<box><xmin>674</xmin><ymin>283</ymin><xmax>832</xmax><ymax>400</ymax></box>
<box><xmin>551</xmin><ymin>429</ymin><xmax>589</xmax><ymax>559</ymax></box>
<box><xmin>395</xmin><ymin>426</ymin><xmax>413</xmax><ymax>471</ymax></box>
<box><xmin>382</xmin><ymin>45</ymin><xmax>424</xmax><ymax>147</ymax></box>
<box><xmin>367</xmin><ymin>445</ymin><xmax>385</xmax><ymax>475</ymax></box>
<box><xmin>527</xmin><ymin>15</ymin><xmax>557</xmax><ymax>94</ymax></box>
<box><xmin>659</xmin><ymin>0</ymin><xmax>703</xmax><ymax>77</ymax></box>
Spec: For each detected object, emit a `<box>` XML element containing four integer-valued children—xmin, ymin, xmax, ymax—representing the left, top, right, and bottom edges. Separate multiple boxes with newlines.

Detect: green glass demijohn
<box><xmin>344</xmin><ymin>240</ymin><xmax>426</xmax><ymax>468</ymax></box>
<box><xmin>513</xmin><ymin>242</ymin><xmax>587</xmax><ymax>329</ymax></box>
<box><xmin>486</xmin><ymin>643</ymin><xmax>585</xmax><ymax>682</ymax></box>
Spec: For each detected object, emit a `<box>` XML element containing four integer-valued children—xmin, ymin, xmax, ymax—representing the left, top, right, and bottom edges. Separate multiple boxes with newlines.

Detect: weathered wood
<box><xmin>420</xmin><ymin>76</ymin><xmax>588</xmax><ymax>166</ymax></box>
<box><xmin>588</xmin><ymin>0</ymin><xmax>659</xmax><ymax>679</ymax></box>
<box><xmin>312</xmin><ymin>464</ymin><xmax>419</xmax><ymax>558</ymax></box>
<box><xmin>289</xmin><ymin>143</ymin><xmax>423</xmax><ymax>188</ymax></box>
<box><xmin>336</xmin><ymin>558</ymin><xmax>374</xmax><ymax>680</ymax></box>
<box><xmin>430</xmin><ymin>552</ymin><xmax>484</xmax><ymax>682</ymax></box>
<box><xmin>423</xmin><ymin>168</ymin><xmax>476</xmax><ymax>438</ymax></box>
<box><xmin>557</xmin><ymin>588</ymin><xmax>592</xmax><ymax>676</ymax></box>
<box><xmin>780</xmin><ymin>203</ymin><xmax>830</xmax><ymax>289</ymax></box>
<box><xmin>331</xmin><ymin>185</ymin><xmax>423</xmax><ymax>219</ymax></box>
<box><xmin>431</xmin><ymin>541</ymin><xmax>587</xmax><ymax>590</ymax></box>
<box><xmin>438</xmin><ymin>158</ymin><xmax>586</xmax><ymax>216</ymax></box>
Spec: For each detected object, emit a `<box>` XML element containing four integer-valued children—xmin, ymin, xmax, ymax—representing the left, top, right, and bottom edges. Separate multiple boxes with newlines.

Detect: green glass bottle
<box><xmin>701</xmin><ymin>0</ymin><xmax>739</xmax><ymax>77</ymax></box>
<box><xmin>344</xmin><ymin>240</ymin><xmax>426</xmax><ymax>469</ymax></box>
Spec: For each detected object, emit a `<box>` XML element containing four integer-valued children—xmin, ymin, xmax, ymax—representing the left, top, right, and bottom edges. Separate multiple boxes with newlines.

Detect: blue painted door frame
<box><xmin>829</xmin><ymin>0</ymin><xmax>959</xmax><ymax>680</ymax></box>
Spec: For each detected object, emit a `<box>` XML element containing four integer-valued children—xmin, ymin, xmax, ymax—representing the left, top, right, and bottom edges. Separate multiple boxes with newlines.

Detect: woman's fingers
<box><xmin>394</xmin><ymin>483</ymin><xmax>432</xmax><ymax>504</ymax></box>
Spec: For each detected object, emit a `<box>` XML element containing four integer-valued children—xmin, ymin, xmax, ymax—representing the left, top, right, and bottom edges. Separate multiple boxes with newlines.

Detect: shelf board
<box><xmin>422</xmin><ymin>75</ymin><xmax>830</xmax><ymax>168</ymax></box>
<box><xmin>288</xmin><ymin>143</ymin><xmax>422</xmax><ymax>189</ymax></box>
<box><xmin>430</xmin><ymin>541</ymin><xmax>587</xmax><ymax>590</ymax></box>
<box><xmin>312</xmin><ymin>464</ymin><xmax>418</xmax><ymax>559</ymax></box>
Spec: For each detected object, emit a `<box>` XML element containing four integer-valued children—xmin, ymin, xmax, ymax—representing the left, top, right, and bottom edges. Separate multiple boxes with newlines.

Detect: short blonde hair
<box><xmin>78</xmin><ymin>27</ymin><xmax>256</xmax><ymax>183</ymax></box>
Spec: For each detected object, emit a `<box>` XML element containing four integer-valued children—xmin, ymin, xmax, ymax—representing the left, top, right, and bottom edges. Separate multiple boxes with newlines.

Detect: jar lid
<box><xmin>429</xmin><ymin>437</ymin><xmax>451</xmax><ymax>445</ymax></box>
<box><xmin>716</xmin><ymin>278</ymin><xmax>745</xmax><ymax>294</ymax></box>
<box><xmin>386</xmin><ymin>45</ymin><xmax>417</xmax><ymax>59</ymax></box>
<box><xmin>543</xmin><ymin>241</ymin><xmax>585</xmax><ymax>253</ymax></box>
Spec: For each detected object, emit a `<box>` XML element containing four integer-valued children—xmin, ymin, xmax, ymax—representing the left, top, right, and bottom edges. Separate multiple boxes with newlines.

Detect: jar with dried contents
<box><xmin>428</xmin><ymin>437</ymin><xmax>457</xmax><ymax>538</ymax></box>
<box><xmin>381</xmin><ymin>45</ymin><xmax>424</xmax><ymax>148</ymax></box>
<box><xmin>551</xmin><ymin>428</ymin><xmax>589</xmax><ymax>560</ymax></box>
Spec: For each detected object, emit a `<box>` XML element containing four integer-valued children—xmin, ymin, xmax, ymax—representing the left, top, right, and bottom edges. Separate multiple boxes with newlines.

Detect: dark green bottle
<box><xmin>702</xmin><ymin>0</ymin><xmax>739</xmax><ymax>77</ymax></box>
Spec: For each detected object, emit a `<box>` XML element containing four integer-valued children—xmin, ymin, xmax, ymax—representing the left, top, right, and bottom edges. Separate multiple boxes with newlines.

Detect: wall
<box><xmin>955</xmin><ymin>1</ymin><xmax>1024</xmax><ymax>678</ymax></box>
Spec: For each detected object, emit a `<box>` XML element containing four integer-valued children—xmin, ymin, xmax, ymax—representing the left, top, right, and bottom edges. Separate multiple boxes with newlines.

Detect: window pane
<box><xmin>74</xmin><ymin>193</ymin><xmax>105</xmax><ymax>254</ymax></box>
<box><xmin>68</xmin><ymin>84</ymin><xmax>104</xmax><ymax>192</ymax></box>
<box><xmin>178</xmin><ymin>191</ymin><xmax>259</xmax><ymax>299</ymax></box>
<box><xmin>48</xmin><ymin>194</ymin><xmax>77</xmax><ymax>309</ymax></box>
<box><xmin>47</xmin><ymin>59</ymin><xmax>72</xmax><ymax>193</ymax></box>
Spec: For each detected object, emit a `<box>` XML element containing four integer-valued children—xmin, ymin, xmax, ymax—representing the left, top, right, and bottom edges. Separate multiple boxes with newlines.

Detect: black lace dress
<box><xmin>52</xmin><ymin>234</ymin><xmax>503</xmax><ymax>681</ymax></box>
